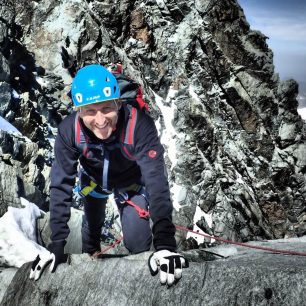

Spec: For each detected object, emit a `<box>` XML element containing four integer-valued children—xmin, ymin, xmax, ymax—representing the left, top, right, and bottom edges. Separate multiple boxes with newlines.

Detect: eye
<box><xmin>85</xmin><ymin>109</ymin><xmax>96</xmax><ymax>115</ymax></box>
<box><xmin>102</xmin><ymin>107</ymin><xmax>113</xmax><ymax>113</ymax></box>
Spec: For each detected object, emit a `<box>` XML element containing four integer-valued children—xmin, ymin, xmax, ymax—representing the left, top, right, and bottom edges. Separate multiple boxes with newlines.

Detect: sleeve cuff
<box><xmin>152</xmin><ymin>219</ymin><xmax>177</xmax><ymax>251</ymax></box>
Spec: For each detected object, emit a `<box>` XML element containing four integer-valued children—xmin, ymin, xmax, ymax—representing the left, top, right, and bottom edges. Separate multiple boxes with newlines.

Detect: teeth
<box><xmin>96</xmin><ymin>124</ymin><xmax>107</xmax><ymax>129</ymax></box>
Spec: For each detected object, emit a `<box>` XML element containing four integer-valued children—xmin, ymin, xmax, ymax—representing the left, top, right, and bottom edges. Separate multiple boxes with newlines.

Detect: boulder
<box><xmin>0</xmin><ymin>0</ymin><xmax>306</xmax><ymax>250</ymax></box>
<box><xmin>0</xmin><ymin>268</ymin><xmax>18</xmax><ymax>303</ymax></box>
<box><xmin>2</xmin><ymin>238</ymin><xmax>306</xmax><ymax>306</ymax></box>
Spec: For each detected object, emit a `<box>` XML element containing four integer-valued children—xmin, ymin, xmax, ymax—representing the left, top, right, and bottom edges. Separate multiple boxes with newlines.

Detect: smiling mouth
<box><xmin>95</xmin><ymin>123</ymin><xmax>108</xmax><ymax>129</ymax></box>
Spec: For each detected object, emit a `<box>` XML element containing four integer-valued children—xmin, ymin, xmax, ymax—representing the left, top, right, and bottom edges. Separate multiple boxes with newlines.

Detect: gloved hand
<box><xmin>29</xmin><ymin>241</ymin><xmax>68</xmax><ymax>281</ymax></box>
<box><xmin>148</xmin><ymin>250</ymin><xmax>189</xmax><ymax>286</ymax></box>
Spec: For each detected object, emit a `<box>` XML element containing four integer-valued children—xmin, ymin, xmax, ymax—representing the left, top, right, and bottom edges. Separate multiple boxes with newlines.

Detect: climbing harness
<box><xmin>74</xmin><ymin>172</ymin><xmax>112</xmax><ymax>199</ymax></box>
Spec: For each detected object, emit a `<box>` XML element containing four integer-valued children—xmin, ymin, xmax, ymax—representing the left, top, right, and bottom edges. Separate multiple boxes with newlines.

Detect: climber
<box><xmin>29</xmin><ymin>64</ymin><xmax>188</xmax><ymax>286</ymax></box>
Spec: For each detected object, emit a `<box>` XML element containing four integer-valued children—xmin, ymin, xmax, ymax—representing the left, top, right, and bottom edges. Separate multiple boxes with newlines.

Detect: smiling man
<box><xmin>29</xmin><ymin>64</ymin><xmax>188</xmax><ymax>286</ymax></box>
<box><xmin>80</xmin><ymin>100</ymin><xmax>121</xmax><ymax>140</ymax></box>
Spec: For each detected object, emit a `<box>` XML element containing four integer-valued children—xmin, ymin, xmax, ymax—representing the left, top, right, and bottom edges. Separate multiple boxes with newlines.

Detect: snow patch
<box><xmin>32</xmin><ymin>0</ymin><xmax>84</xmax><ymax>83</ymax></box>
<box><xmin>35</xmin><ymin>76</ymin><xmax>49</xmax><ymax>88</ymax></box>
<box><xmin>11</xmin><ymin>89</ymin><xmax>20</xmax><ymax>99</ymax></box>
<box><xmin>297</xmin><ymin>107</ymin><xmax>306</xmax><ymax>120</ymax></box>
<box><xmin>189</xmin><ymin>85</ymin><xmax>202</xmax><ymax>103</ymax></box>
<box><xmin>170</xmin><ymin>183</ymin><xmax>187</xmax><ymax>211</ymax></box>
<box><xmin>154</xmin><ymin>117</ymin><xmax>162</xmax><ymax>137</ymax></box>
<box><xmin>186</xmin><ymin>206</ymin><xmax>214</xmax><ymax>244</ymax></box>
<box><xmin>0</xmin><ymin>198</ymin><xmax>48</xmax><ymax>268</ymax></box>
<box><xmin>47</xmin><ymin>123</ymin><xmax>57</xmax><ymax>148</ymax></box>
<box><xmin>156</xmin><ymin>0</ymin><xmax>166</xmax><ymax>8</ymax></box>
<box><xmin>212</xmin><ymin>245</ymin><xmax>238</xmax><ymax>257</ymax></box>
<box><xmin>167</xmin><ymin>11</ymin><xmax>203</xmax><ymax>49</ymax></box>
<box><xmin>153</xmin><ymin>89</ymin><xmax>184</xmax><ymax>169</ymax></box>
<box><xmin>0</xmin><ymin>116</ymin><xmax>21</xmax><ymax>135</ymax></box>
<box><xmin>43</xmin><ymin>1</ymin><xmax>83</xmax><ymax>47</ymax></box>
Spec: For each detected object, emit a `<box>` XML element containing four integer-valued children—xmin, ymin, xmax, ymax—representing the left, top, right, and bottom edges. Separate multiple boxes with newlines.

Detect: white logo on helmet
<box><xmin>103</xmin><ymin>87</ymin><xmax>111</xmax><ymax>97</ymax></box>
<box><xmin>75</xmin><ymin>93</ymin><xmax>83</xmax><ymax>103</ymax></box>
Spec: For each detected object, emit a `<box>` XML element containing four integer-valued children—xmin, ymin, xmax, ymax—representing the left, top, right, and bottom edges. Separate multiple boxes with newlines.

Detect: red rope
<box><xmin>175</xmin><ymin>225</ymin><xmax>306</xmax><ymax>257</ymax></box>
<box><xmin>94</xmin><ymin>199</ymin><xmax>306</xmax><ymax>257</ymax></box>
<box><xmin>93</xmin><ymin>237</ymin><xmax>123</xmax><ymax>257</ymax></box>
<box><xmin>126</xmin><ymin>200</ymin><xmax>150</xmax><ymax>218</ymax></box>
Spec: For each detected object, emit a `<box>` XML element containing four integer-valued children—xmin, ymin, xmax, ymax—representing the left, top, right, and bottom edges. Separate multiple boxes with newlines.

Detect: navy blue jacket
<box><xmin>49</xmin><ymin>105</ymin><xmax>176</xmax><ymax>251</ymax></box>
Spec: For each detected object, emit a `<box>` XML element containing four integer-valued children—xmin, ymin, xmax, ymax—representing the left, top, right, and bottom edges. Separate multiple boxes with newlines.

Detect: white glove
<box><xmin>29</xmin><ymin>252</ymin><xmax>56</xmax><ymax>281</ymax></box>
<box><xmin>29</xmin><ymin>241</ymin><xmax>68</xmax><ymax>281</ymax></box>
<box><xmin>148</xmin><ymin>250</ymin><xmax>189</xmax><ymax>286</ymax></box>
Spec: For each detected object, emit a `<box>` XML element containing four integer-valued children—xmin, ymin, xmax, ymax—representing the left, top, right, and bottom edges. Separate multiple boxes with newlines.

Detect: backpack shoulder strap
<box><xmin>120</xmin><ymin>105</ymin><xmax>138</xmax><ymax>160</ymax></box>
<box><xmin>135</xmin><ymin>85</ymin><xmax>149</xmax><ymax>112</ymax></box>
<box><xmin>123</xmin><ymin>105</ymin><xmax>138</xmax><ymax>145</ymax></box>
<box><xmin>74</xmin><ymin>112</ymin><xmax>89</xmax><ymax>156</ymax></box>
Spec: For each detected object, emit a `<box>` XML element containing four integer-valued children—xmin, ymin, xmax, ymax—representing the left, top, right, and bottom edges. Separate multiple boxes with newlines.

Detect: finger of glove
<box><xmin>182</xmin><ymin>256</ymin><xmax>189</xmax><ymax>268</ymax></box>
<box><xmin>162</xmin><ymin>257</ymin><xmax>175</xmax><ymax>286</ymax></box>
<box><xmin>31</xmin><ymin>254</ymin><xmax>53</xmax><ymax>281</ymax></box>
<box><xmin>159</xmin><ymin>257</ymin><xmax>169</xmax><ymax>285</ymax></box>
<box><xmin>29</xmin><ymin>255</ymin><xmax>41</xmax><ymax>280</ymax></box>
<box><xmin>174</xmin><ymin>256</ymin><xmax>183</xmax><ymax>279</ymax></box>
<box><xmin>50</xmin><ymin>253</ymin><xmax>69</xmax><ymax>273</ymax></box>
<box><xmin>148</xmin><ymin>253</ymin><xmax>159</xmax><ymax>276</ymax></box>
<box><xmin>159</xmin><ymin>257</ymin><xmax>176</xmax><ymax>286</ymax></box>
<box><xmin>175</xmin><ymin>255</ymin><xmax>188</xmax><ymax>269</ymax></box>
<box><xmin>49</xmin><ymin>253</ymin><xmax>57</xmax><ymax>273</ymax></box>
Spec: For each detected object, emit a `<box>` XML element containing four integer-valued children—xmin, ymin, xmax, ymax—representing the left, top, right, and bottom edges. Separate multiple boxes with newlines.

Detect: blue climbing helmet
<box><xmin>71</xmin><ymin>64</ymin><xmax>120</xmax><ymax>107</ymax></box>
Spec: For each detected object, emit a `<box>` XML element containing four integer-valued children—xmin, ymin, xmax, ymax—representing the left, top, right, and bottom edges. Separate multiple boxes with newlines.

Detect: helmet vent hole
<box><xmin>114</xmin><ymin>86</ymin><xmax>117</xmax><ymax>92</ymax></box>
<box><xmin>106</xmin><ymin>77</ymin><xmax>110</xmax><ymax>82</ymax></box>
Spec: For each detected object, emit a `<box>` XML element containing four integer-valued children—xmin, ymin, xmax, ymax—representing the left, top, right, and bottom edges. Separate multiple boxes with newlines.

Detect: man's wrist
<box><xmin>152</xmin><ymin>219</ymin><xmax>177</xmax><ymax>251</ymax></box>
<box><xmin>48</xmin><ymin>240</ymin><xmax>66</xmax><ymax>256</ymax></box>
<box><xmin>154</xmin><ymin>245</ymin><xmax>177</xmax><ymax>252</ymax></box>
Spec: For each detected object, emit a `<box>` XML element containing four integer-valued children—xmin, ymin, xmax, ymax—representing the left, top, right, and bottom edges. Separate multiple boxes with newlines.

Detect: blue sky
<box><xmin>238</xmin><ymin>0</ymin><xmax>306</xmax><ymax>83</ymax></box>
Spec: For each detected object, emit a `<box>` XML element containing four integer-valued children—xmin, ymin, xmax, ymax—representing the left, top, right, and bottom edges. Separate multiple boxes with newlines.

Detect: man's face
<box><xmin>79</xmin><ymin>100</ymin><xmax>121</xmax><ymax>140</ymax></box>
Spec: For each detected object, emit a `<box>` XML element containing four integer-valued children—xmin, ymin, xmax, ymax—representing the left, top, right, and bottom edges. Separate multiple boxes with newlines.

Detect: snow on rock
<box><xmin>154</xmin><ymin>89</ymin><xmax>184</xmax><ymax>169</ymax></box>
<box><xmin>0</xmin><ymin>198</ymin><xmax>48</xmax><ymax>268</ymax></box>
<box><xmin>154</xmin><ymin>89</ymin><xmax>186</xmax><ymax>212</ymax></box>
<box><xmin>170</xmin><ymin>182</ymin><xmax>187</xmax><ymax>211</ymax></box>
<box><xmin>11</xmin><ymin>89</ymin><xmax>20</xmax><ymax>99</ymax></box>
<box><xmin>187</xmin><ymin>205</ymin><xmax>214</xmax><ymax>244</ymax></box>
<box><xmin>297</xmin><ymin>107</ymin><xmax>306</xmax><ymax>120</ymax></box>
<box><xmin>23</xmin><ymin>0</ymin><xmax>86</xmax><ymax>84</ymax></box>
<box><xmin>35</xmin><ymin>76</ymin><xmax>49</xmax><ymax>88</ymax></box>
<box><xmin>0</xmin><ymin>116</ymin><xmax>21</xmax><ymax>135</ymax></box>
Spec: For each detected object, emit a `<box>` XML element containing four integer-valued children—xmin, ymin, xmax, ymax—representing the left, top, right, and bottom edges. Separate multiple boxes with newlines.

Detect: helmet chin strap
<box><xmin>114</xmin><ymin>99</ymin><xmax>122</xmax><ymax>111</ymax></box>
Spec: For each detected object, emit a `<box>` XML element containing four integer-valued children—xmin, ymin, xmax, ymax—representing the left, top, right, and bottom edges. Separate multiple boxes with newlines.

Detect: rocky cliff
<box><xmin>1</xmin><ymin>0</ymin><xmax>305</xmax><ymax>244</ymax></box>
<box><xmin>1</xmin><ymin>0</ymin><xmax>306</xmax><ymax>305</ymax></box>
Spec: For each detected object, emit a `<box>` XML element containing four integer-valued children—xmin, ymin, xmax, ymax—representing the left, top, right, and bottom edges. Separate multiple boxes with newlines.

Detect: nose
<box><xmin>95</xmin><ymin>111</ymin><xmax>106</xmax><ymax>125</ymax></box>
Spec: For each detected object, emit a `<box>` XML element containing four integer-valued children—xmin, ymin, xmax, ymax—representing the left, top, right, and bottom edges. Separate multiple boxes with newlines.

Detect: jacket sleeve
<box><xmin>49</xmin><ymin>116</ymin><xmax>80</xmax><ymax>245</ymax></box>
<box><xmin>133</xmin><ymin>112</ymin><xmax>176</xmax><ymax>251</ymax></box>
